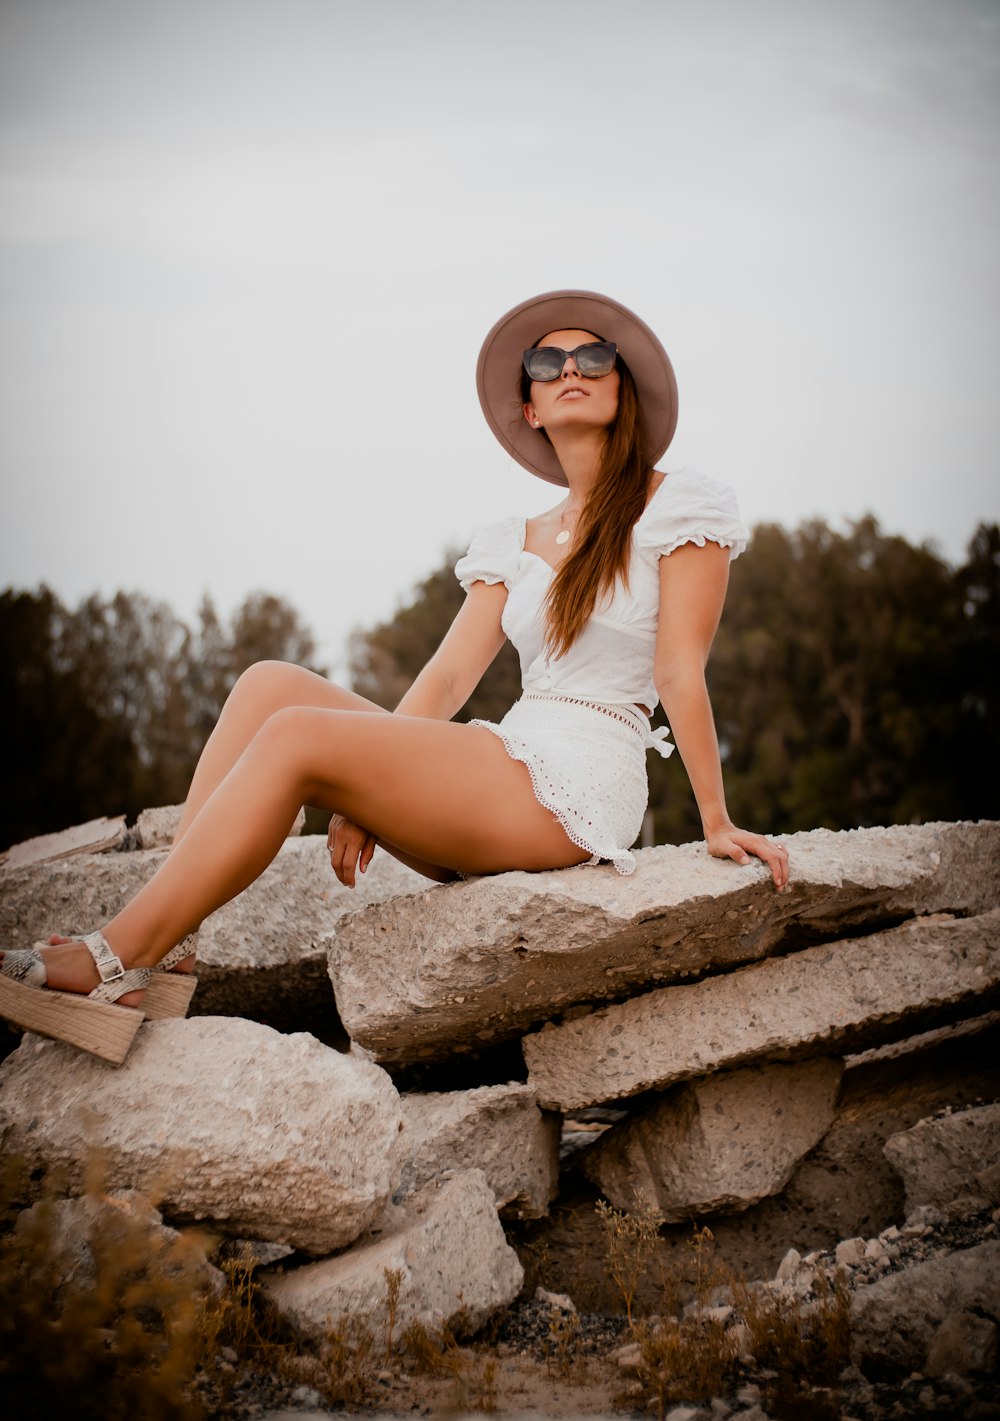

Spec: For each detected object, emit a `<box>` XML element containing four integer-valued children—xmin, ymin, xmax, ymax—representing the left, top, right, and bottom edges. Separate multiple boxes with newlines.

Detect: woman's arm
<box><xmin>395</xmin><ymin>580</ymin><xmax>509</xmax><ymax>719</ymax></box>
<box><xmin>654</xmin><ymin>542</ymin><xmax>789</xmax><ymax>889</ymax></box>
<box><xmin>329</xmin><ymin>579</ymin><xmax>509</xmax><ymax>885</ymax></box>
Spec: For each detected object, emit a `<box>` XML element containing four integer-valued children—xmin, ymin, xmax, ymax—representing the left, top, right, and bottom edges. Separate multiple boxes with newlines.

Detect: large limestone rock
<box><xmin>325</xmin><ymin>823</ymin><xmax>1000</xmax><ymax>1064</ymax></box>
<box><xmin>849</xmin><ymin>1240</ymin><xmax>1000</xmax><ymax>1377</ymax></box>
<box><xmin>398</xmin><ymin>1083</ymin><xmax>560</xmax><ymax>1220</ymax></box>
<box><xmin>884</xmin><ymin>1103</ymin><xmax>1000</xmax><ymax>1212</ymax></box>
<box><xmin>0</xmin><ymin>1017</ymin><xmax>405</xmax><ymax>1255</ymax></box>
<box><xmin>264</xmin><ymin>1170</ymin><xmax>523</xmax><ymax>1343</ymax></box>
<box><xmin>580</xmin><ymin>1058</ymin><xmax>843</xmax><ymax>1220</ymax></box>
<box><xmin>0</xmin><ymin>838</ymin><xmax>425</xmax><ymax>1026</ymax></box>
<box><xmin>524</xmin><ymin>911</ymin><xmax>1000</xmax><ymax>1110</ymax></box>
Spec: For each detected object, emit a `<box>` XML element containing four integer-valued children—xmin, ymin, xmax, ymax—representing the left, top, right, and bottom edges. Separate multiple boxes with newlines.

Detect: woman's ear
<box><xmin>522</xmin><ymin>402</ymin><xmax>541</xmax><ymax>429</ymax></box>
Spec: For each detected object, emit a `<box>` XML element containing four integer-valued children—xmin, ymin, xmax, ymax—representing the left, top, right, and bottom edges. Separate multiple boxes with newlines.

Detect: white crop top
<box><xmin>454</xmin><ymin>467</ymin><xmax>747</xmax><ymax>719</ymax></box>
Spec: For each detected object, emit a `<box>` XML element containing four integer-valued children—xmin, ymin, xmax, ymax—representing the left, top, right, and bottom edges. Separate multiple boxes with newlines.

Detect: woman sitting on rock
<box><xmin>0</xmin><ymin>289</ymin><xmax>789</xmax><ymax>1063</ymax></box>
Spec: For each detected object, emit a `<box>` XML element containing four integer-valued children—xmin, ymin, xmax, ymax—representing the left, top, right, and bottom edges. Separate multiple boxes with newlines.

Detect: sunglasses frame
<box><xmin>522</xmin><ymin>340</ymin><xmax>619</xmax><ymax>383</ymax></box>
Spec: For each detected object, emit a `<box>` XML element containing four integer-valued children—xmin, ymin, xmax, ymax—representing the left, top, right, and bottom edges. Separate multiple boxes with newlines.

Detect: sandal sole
<box><xmin>0</xmin><ymin>974</ymin><xmax>143</xmax><ymax>1065</ymax></box>
<box><xmin>143</xmin><ymin>972</ymin><xmax>198</xmax><ymax>1020</ymax></box>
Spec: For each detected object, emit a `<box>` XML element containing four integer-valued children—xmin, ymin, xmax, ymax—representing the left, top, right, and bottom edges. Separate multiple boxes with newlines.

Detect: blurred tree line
<box><xmin>3</xmin><ymin>517</ymin><xmax>997</xmax><ymax>853</ymax></box>
<box><xmin>351</xmin><ymin>517</ymin><xmax>999</xmax><ymax>844</ymax></box>
<box><xmin>1</xmin><ymin>589</ymin><xmax>323</xmax><ymax>849</ymax></box>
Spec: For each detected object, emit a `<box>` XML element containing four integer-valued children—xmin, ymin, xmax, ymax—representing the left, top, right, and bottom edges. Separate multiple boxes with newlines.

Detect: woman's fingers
<box><xmin>328</xmin><ymin>816</ymin><xmax>375</xmax><ymax>888</ymax></box>
<box><xmin>709</xmin><ymin>827</ymin><xmax>790</xmax><ymax>891</ymax></box>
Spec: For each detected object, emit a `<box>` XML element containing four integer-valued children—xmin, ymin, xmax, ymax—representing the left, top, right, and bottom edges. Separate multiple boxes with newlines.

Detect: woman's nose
<box><xmin>560</xmin><ymin>356</ymin><xmax>581</xmax><ymax>378</ymax></box>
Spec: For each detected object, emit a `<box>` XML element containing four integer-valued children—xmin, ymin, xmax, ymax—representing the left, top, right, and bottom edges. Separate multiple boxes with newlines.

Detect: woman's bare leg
<box><xmin>175</xmin><ymin>661</ymin><xmax>386</xmax><ymax>841</ymax></box>
<box><xmin>18</xmin><ymin>707</ymin><xmax>589</xmax><ymax>994</ymax></box>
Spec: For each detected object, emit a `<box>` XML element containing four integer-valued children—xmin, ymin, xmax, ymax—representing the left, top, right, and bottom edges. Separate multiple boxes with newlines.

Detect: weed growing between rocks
<box><xmin>0</xmin><ymin>1158</ymin><xmax>214</xmax><ymax>1420</ymax></box>
<box><xmin>593</xmin><ymin>1196</ymin><xmax>855</xmax><ymax>1419</ymax></box>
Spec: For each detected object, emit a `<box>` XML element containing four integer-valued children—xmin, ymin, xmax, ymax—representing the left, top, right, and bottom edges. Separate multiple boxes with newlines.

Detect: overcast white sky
<box><xmin>1</xmin><ymin>0</ymin><xmax>998</xmax><ymax>674</ymax></box>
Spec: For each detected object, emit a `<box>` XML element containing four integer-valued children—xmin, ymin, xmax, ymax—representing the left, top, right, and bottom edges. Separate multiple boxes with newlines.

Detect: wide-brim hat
<box><xmin>476</xmin><ymin>289</ymin><xmax>678</xmax><ymax>487</ymax></box>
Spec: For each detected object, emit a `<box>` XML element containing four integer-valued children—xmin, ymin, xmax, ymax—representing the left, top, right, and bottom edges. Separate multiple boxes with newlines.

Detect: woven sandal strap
<box><xmin>80</xmin><ymin>929</ymin><xmax>128</xmax><ymax>984</ymax></box>
<box><xmin>1</xmin><ymin>948</ymin><xmax>48</xmax><ymax>988</ymax></box>
<box><xmin>158</xmin><ymin>933</ymin><xmax>198</xmax><ymax>972</ymax></box>
<box><xmin>89</xmin><ymin>966</ymin><xmax>152</xmax><ymax>1005</ymax></box>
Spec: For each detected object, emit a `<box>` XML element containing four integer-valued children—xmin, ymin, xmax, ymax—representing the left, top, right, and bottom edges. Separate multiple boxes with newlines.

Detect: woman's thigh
<box><xmin>280</xmin><ymin>708</ymin><xmax>592</xmax><ymax>876</ymax></box>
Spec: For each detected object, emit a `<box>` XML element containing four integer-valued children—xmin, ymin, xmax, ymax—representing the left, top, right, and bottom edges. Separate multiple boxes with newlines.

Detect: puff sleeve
<box><xmin>636</xmin><ymin>468</ymin><xmax>749</xmax><ymax>563</ymax></box>
<box><xmin>454</xmin><ymin>516</ymin><xmax>523</xmax><ymax>592</ymax></box>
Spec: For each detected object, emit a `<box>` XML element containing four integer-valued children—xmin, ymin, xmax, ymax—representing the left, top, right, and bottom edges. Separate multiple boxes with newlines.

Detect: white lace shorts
<box><xmin>470</xmin><ymin>691</ymin><xmax>650</xmax><ymax>875</ymax></box>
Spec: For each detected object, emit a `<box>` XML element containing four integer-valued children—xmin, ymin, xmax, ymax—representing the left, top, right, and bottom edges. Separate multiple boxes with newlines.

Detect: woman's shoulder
<box><xmin>454</xmin><ymin>515</ymin><xmax>525</xmax><ymax>590</ymax></box>
<box><xmin>636</xmin><ymin>467</ymin><xmax>748</xmax><ymax>560</ymax></box>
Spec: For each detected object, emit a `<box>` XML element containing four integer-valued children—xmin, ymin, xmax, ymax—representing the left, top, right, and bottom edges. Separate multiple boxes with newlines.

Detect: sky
<box><xmin>1</xmin><ymin>0</ymin><xmax>998</xmax><ymax>675</ymax></box>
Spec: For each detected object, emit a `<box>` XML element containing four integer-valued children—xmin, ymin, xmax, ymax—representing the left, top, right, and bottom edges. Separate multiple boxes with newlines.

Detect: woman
<box><xmin>0</xmin><ymin>289</ymin><xmax>789</xmax><ymax>1064</ymax></box>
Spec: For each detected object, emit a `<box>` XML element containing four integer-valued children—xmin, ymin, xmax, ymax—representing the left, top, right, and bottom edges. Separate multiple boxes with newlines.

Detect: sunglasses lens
<box><xmin>575</xmin><ymin>342</ymin><xmax>616</xmax><ymax>377</ymax></box>
<box><xmin>524</xmin><ymin>348</ymin><xmax>565</xmax><ymax>381</ymax></box>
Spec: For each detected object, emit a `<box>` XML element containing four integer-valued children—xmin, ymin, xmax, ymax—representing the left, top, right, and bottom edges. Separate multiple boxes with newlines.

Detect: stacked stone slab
<box><xmin>325</xmin><ymin>822</ymin><xmax>1000</xmax><ymax>1223</ymax></box>
<box><xmin>3</xmin><ymin>817</ymin><xmax>999</xmax><ymax>1350</ymax></box>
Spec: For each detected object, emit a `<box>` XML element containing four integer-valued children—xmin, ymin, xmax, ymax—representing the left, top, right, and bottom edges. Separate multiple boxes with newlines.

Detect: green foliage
<box><xmin>0</xmin><ymin>586</ymin><xmax>325</xmax><ymax>849</ymax></box>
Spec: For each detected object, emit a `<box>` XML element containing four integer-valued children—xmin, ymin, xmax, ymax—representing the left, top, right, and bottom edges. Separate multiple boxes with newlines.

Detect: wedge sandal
<box><xmin>0</xmin><ymin>930</ymin><xmax>150</xmax><ymax>1065</ymax></box>
<box><xmin>42</xmin><ymin>929</ymin><xmax>200</xmax><ymax>1021</ymax></box>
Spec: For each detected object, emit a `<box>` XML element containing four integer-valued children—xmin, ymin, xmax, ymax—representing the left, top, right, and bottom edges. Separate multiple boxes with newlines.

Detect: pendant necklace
<box><xmin>555</xmin><ymin>503</ymin><xmax>580</xmax><ymax>546</ymax></box>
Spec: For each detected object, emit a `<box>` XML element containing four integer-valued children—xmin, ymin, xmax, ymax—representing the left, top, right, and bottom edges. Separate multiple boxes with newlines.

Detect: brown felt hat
<box><xmin>476</xmin><ymin>289</ymin><xmax>678</xmax><ymax>487</ymax></box>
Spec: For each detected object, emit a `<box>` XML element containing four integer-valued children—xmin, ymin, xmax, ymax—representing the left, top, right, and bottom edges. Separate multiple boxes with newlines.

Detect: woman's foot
<box><xmin>43</xmin><ymin>933</ymin><xmax>199</xmax><ymax>1019</ymax></box>
<box><xmin>6</xmin><ymin>936</ymin><xmax>147</xmax><ymax>1009</ymax></box>
<box><xmin>0</xmin><ymin>931</ymin><xmax>151</xmax><ymax>1064</ymax></box>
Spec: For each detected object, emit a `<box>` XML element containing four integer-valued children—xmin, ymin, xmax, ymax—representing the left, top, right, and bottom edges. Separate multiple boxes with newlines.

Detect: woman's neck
<box><xmin>545</xmin><ymin>425</ymin><xmax>607</xmax><ymax>504</ymax></box>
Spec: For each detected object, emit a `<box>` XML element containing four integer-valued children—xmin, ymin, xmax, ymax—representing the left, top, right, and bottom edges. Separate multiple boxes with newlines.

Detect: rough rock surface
<box><xmin>264</xmin><ymin>1170</ymin><xmax>523</xmax><ymax>1343</ymax></box>
<box><xmin>924</xmin><ymin>1309</ymin><xmax>999</xmax><ymax>1378</ymax></box>
<box><xmin>0</xmin><ymin>838</ymin><xmax>424</xmax><ymax>1028</ymax></box>
<box><xmin>398</xmin><ymin>1083</ymin><xmax>560</xmax><ymax>1220</ymax></box>
<box><xmin>580</xmin><ymin>1058</ymin><xmax>843</xmax><ymax>1220</ymax></box>
<box><xmin>0</xmin><ymin>815</ymin><xmax>129</xmax><ymax>871</ymax></box>
<box><xmin>135</xmin><ymin>802</ymin><xmax>305</xmax><ymax>848</ymax></box>
<box><xmin>849</xmin><ymin>1239</ymin><xmax>1000</xmax><ymax>1376</ymax></box>
<box><xmin>884</xmin><ymin>1102</ymin><xmax>1000</xmax><ymax>1212</ymax></box>
<box><xmin>0</xmin><ymin>1017</ymin><xmax>405</xmax><ymax>1255</ymax></box>
<box><xmin>326</xmin><ymin>822</ymin><xmax>1000</xmax><ymax>1064</ymax></box>
<box><xmin>524</xmin><ymin>910</ymin><xmax>1000</xmax><ymax>1109</ymax></box>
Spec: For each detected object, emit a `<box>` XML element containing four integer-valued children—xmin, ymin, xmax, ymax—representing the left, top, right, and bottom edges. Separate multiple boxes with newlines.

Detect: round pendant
<box><xmin>555</xmin><ymin>530</ymin><xmax>570</xmax><ymax>545</ymax></box>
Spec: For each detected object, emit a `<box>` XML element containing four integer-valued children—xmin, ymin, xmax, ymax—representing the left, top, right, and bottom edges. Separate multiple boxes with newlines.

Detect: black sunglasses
<box><xmin>522</xmin><ymin>340</ymin><xmax>618</xmax><ymax>382</ymax></box>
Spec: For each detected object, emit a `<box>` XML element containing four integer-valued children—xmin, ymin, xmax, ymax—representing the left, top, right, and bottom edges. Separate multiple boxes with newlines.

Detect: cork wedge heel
<box><xmin>0</xmin><ymin>930</ymin><xmax>150</xmax><ymax>1065</ymax></box>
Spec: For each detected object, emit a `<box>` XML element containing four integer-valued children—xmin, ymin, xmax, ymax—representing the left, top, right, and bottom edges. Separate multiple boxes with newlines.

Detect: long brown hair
<box><xmin>520</xmin><ymin>353</ymin><xmax>651</xmax><ymax>659</ymax></box>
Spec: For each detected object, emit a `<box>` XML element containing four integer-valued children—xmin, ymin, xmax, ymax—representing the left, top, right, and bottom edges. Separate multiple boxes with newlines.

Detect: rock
<box><xmin>884</xmin><ymin>1103</ymin><xmax>1000</xmax><ymax>1212</ymax></box>
<box><xmin>0</xmin><ymin>815</ymin><xmax>129</xmax><ymax>871</ymax></box>
<box><xmin>264</xmin><ymin>1170</ymin><xmax>522</xmax><ymax>1343</ymax></box>
<box><xmin>398</xmin><ymin>1082</ymin><xmax>559</xmax><ymax>1220</ymax></box>
<box><xmin>9</xmin><ymin>1189</ymin><xmax>223</xmax><ymax>1299</ymax></box>
<box><xmin>135</xmin><ymin>802</ymin><xmax>305</xmax><ymax>848</ymax></box>
<box><xmin>325</xmin><ymin>823</ymin><xmax>1000</xmax><ymax>1064</ymax></box>
<box><xmin>0</xmin><ymin>837</ymin><xmax>425</xmax><ymax>1029</ymax></box>
<box><xmin>580</xmin><ymin>1058</ymin><xmax>842</xmax><ymax>1220</ymax></box>
<box><xmin>849</xmin><ymin>1240</ymin><xmax>1000</xmax><ymax>1376</ymax></box>
<box><xmin>836</xmin><ymin>1237</ymin><xmax>866</xmax><ymax>1267</ymax></box>
<box><xmin>925</xmin><ymin>1310</ymin><xmax>999</xmax><ymax>1377</ymax></box>
<box><xmin>776</xmin><ymin>1247</ymin><xmax>803</xmax><ymax>1281</ymax></box>
<box><xmin>0</xmin><ymin>1017</ymin><xmax>404</xmax><ymax>1255</ymax></box>
<box><xmin>523</xmin><ymin>911</ymin><xmax>1000</xmax><ymax>1109</ymax></box>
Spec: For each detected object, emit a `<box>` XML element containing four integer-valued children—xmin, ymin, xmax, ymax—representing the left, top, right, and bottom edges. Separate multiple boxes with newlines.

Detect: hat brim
<box><xmin>476</xmin><ymin>289</ymin><xmax>678</xmax><ymax>487</ymax></box>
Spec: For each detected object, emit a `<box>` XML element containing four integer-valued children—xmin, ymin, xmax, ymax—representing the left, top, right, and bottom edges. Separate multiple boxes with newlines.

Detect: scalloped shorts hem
<box><xmin>470</xmin><ymin>695</ymin><xmax>649</xmax><ymax>876</ymax></box>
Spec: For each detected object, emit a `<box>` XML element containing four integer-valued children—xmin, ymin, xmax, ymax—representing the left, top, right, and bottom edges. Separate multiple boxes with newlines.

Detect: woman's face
<box><xmin>522</xmin><ymin>328</ymin><xmax>621</xmax><ymax>437</ymax></box>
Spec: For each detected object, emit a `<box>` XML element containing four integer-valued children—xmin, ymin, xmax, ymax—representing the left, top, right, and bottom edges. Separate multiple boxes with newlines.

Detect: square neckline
<box><xmin>519</xmin><ymin>471</ymin><xmax>671</xmax><ymax>574</ymax></box>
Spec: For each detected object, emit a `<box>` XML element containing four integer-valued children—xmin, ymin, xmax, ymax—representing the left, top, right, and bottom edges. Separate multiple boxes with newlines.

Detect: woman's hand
<box><xmin>706</xmin><ymin>823</ymin><xmax>790</xmax><ymax>891</ymax></box>
<box><xmin>327</xmin><ymin>814</ymin><xmax>377</xmax><ymax>889</ymax></box>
